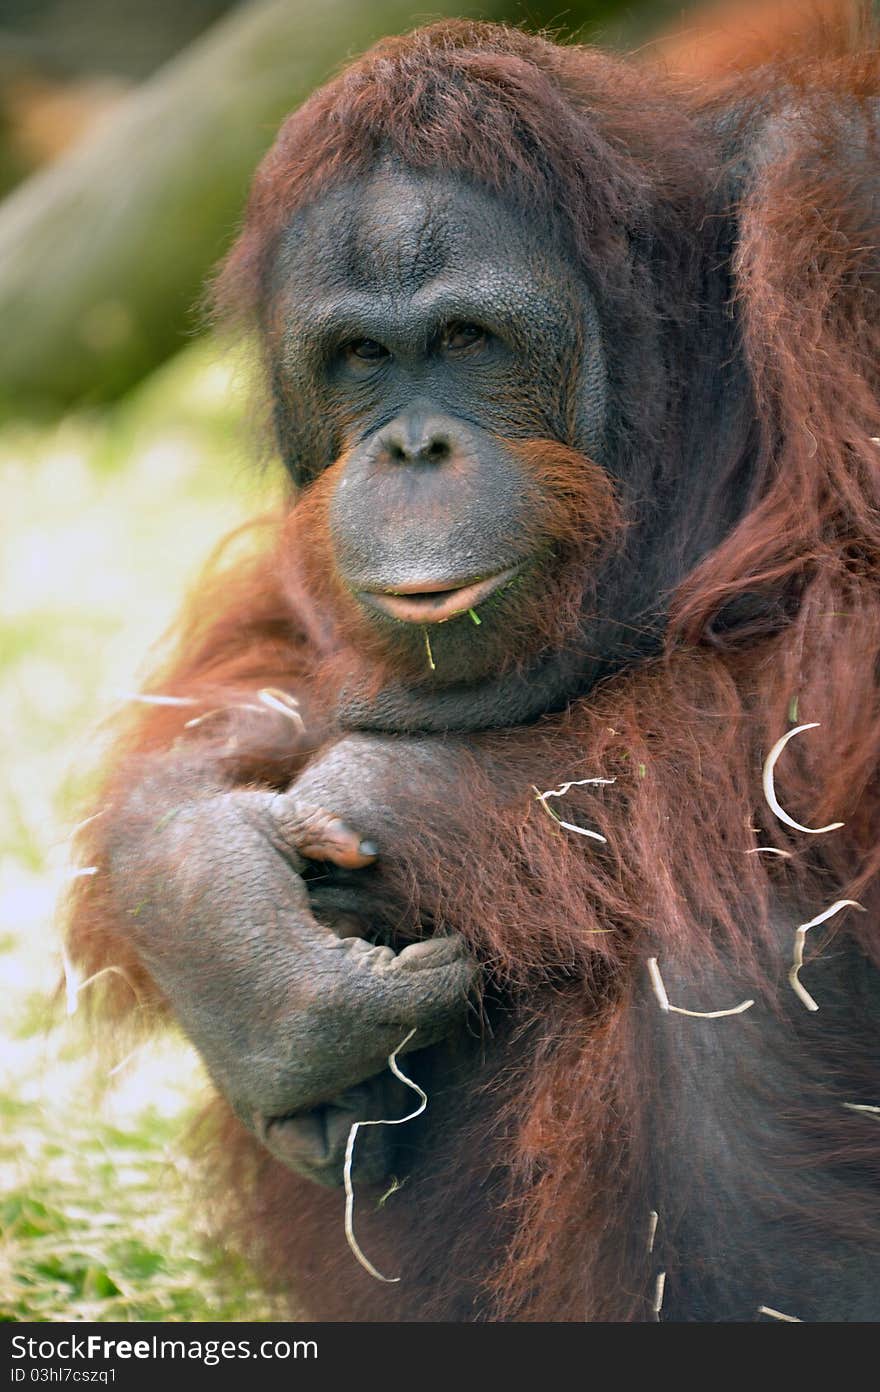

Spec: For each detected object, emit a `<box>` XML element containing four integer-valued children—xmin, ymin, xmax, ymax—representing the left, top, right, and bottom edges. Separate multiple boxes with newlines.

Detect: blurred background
<box><xmin>0</xmin><ymin>0</ymin><xmax>866</xmax><ymax>1321</ymax></box>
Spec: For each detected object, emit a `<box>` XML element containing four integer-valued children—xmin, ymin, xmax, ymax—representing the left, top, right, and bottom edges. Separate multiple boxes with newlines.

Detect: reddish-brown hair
<box><xmin>66</xmin><ymin>19</ymin><xmax>880</xmax><ymax>1320</ymax></box>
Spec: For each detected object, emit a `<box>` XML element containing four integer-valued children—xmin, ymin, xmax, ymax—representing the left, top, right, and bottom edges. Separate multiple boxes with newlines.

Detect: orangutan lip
<box><xmin>360</xmin><ymin>565</ymin><xmax>521</xmax><ymax>624</ymax></box>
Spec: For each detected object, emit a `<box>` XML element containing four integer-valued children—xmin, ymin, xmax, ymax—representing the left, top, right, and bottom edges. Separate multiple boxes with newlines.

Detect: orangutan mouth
<box><xmin>360</xmin><ymin>565</ymin><xmax>521</xmax><ymax>624</ymax></box>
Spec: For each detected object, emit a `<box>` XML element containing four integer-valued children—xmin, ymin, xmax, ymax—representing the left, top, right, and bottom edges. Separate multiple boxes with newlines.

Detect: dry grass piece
<box><xmin>116</xmin><ymin>692</ymin><xmax>198</xmax><ymax>708</ymax></box>
<box><xmin>183</xmin><ymin>688</ymin><xmax>304</xmax><ymax>731</ymax></box>
<box><xmin>757</xmin><ymin>1305</ymin><xmax>801</xmax><ymax>1322</ymax></box>
<box><xmin>69</xmin><ymin>808</ymin><xmax>108</xmax><ymax>838</ymax></box>
<box><xmin>788</xmin><ymin>899</ymin><xmax>864</xmax><ymax>1012</ymax></box>
<box><xmin>184</xmin><ymin>704</ymin><xmax>263</xmax><ymax>729</ymax></box>
<box><xmin>762</xmin><ymin>723</ymin><xmax>844</xmax><ymax>835</ymax></box>
<box><xmin>647</xmin><ymin>957</ymin><xmax>754</xmax><ymax>1019</ymax></box>
<box><xmin>258</xmin><ymin>687</ymin><xmax>305</xmax><ymax>728</ymax></box>
<box><xmin>533</xmin><ymin>777</ymin><xmax>614</xmax><ymax>843</ymax></box>
<box><xmin>343</xmin><ymin>1028</ymin><xmax>427</xmax><ymax>1283</ymax></box>
<box><xmin>61</xmin><ymin>951</ymin><xmax>143</xmax><ymax>1017</ymax></box>
<box><xmin>107</xmin><ymin>1043</ymin><xmax>146</xmax><ymax>1078</ymax></box>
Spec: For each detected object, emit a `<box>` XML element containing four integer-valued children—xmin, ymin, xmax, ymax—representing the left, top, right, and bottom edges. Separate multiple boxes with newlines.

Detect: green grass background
<box><xmin>0</xmin><ymin>342</ymin><xmax>283</xmax><ymax>1320</ymax></box>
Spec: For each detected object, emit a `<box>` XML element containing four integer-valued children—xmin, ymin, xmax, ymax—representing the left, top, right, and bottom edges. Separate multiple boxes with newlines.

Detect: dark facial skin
<box><xmin>269</xmin><ymin>165</ymin><xmax>607</xmax><ymax>481</ymax></box>
<box><xmin>267</xmin><ymin>166</ymin><xmax>622</xmax><ymax>708</ymax></box>
<box><xmin>265</xmin><ymin>164</ymin><xmax>753</xmax><ymax>732</ymax></box>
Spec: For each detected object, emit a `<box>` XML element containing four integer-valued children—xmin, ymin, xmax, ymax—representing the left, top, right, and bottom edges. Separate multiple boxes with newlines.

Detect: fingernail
<box><xmin>358</xmin><ymin>839</ymin><xmax>379</xmax><ymax>857</ymax></box>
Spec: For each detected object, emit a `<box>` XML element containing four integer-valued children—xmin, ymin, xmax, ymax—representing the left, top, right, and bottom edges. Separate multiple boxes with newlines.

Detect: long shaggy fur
<box><xmin>66</xmin><ymin>18</ymin><xmax>880</xmax><ymax>1321</ymax></box>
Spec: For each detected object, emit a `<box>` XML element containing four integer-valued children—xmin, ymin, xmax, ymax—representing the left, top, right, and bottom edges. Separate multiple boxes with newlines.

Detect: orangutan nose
<box><xmin>376</xmin><ymin>414</ymin><xmax>456</xmax><ymax>465</ymax></box>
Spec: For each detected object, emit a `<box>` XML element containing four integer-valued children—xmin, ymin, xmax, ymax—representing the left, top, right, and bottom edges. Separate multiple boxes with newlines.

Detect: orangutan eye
<box><xmin>346</xmin><ymin>339</ymin><xmax>390</xmax><ymax>362</ymax></box>
<box><xmin>442</xmin><ymin>322</ymin><xmax>487</xmax><ymax>352</ymax></box>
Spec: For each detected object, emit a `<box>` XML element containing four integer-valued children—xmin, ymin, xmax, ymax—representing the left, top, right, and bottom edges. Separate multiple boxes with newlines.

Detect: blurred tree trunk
<box><xmin>1</xmin><ymin>0</ymin><xmax>863</xmax><ymax>413</ymax></box>
<box><xmin>0</xmin><ymin>0</ymin><xmax>515</xmax><ymax>414</ymax></box>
